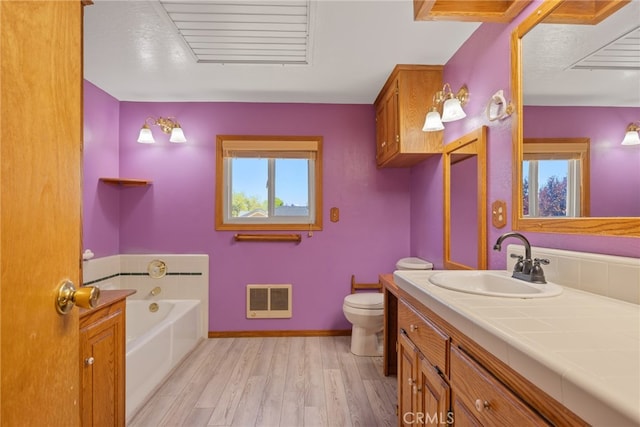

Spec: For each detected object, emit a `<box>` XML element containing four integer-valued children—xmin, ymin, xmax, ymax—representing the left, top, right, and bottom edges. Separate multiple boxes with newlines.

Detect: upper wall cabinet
<box><xmin>414</xmin><ymin>0</ymin><xmax>532</xmax><ymax>22</ymax></box>
<box><xmin>375</xmin><ymin>65</ymin><xmax>443</xmax><ymax>168</ymax></box>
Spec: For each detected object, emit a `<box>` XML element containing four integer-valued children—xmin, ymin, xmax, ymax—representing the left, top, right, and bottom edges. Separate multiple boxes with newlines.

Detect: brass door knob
<box><xmin>56</xmin><ymin>280</ymin><xmax>100</xmax><ymax>314</ymax></box>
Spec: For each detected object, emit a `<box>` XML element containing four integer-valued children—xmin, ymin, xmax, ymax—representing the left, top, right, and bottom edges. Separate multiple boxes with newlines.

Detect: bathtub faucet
<box><xmin>493</xmin><ymin>232</ymin><xmax>549</xmax><ymax>284</ymax></box>
<box><xmin>150</xmin><ymin>286</ymin><xmax>162</xmax><ymax>297</ymax></box>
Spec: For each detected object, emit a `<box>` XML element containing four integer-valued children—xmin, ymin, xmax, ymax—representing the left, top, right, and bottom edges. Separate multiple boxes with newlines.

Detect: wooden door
<box><xmin>384</xmin><ymin>80</ymin><xmax>399</xmax><ymax>158</ymax></box>
<box><xmin>398</xmin><ymin>332</ymin><xmax>418</xmax><ymax>427</ymax></box>
<box><xmin>80</xmin><ymin>301</ymin><xmax>125</xmax><ymax>427</ymax></box>
<box><xmin>417</xmin><ymin>355</ymin><xmax>451</xmax><ymax>426</ymax></box>
<box><xmin>1</xmin><ymin>1</ymin><xmax>83</xmax><ymax>426</ymax></box>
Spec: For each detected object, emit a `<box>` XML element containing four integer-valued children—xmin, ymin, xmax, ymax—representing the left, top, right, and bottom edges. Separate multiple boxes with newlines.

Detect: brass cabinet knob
<box><xmin>84</xmin><ymin>357</ymin><xmax>95</xmax><ymax>366</ymax></box>
<box><xmin>410</xmin><ymin>324</ymin><xmax>419</xmax><ymax>332</ymax></box>
<box><xmin>475</xmin><ymin>399</ymin><xmax>490</xmax><ymax>412</ymax></box>
<box><xmin>56</xmin><ymin>280</ymin><xmax>100</xmax><ymax>314</ymax></box>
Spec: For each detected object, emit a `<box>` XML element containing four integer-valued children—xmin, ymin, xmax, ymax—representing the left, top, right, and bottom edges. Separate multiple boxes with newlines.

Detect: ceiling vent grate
<box><xmin>157</xmin><ymin>0</ymin><xmax>311</xmax><ymax>65</ymax></box>
<box><xmin>570</xmin><ymin>26</ymin><xmax>640</xmax><ymax>70</ymax></box>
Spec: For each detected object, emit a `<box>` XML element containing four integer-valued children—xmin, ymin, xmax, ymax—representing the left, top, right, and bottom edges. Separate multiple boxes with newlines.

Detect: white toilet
<box><xmin>343</xmin><ymin>257</ymin><xmax>433</xmax><ymax>356</ymax></box>
<box><xmin>343</xmin><ymin>292</ymin><xmax>385</xmax><ymax>356</ymax></box>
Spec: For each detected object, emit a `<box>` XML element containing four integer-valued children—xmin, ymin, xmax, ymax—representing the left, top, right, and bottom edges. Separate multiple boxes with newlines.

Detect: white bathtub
<box><xmin>125</xmin><ymin>299</ymin><xmax>202</xmax><ymax>421</ymax></box>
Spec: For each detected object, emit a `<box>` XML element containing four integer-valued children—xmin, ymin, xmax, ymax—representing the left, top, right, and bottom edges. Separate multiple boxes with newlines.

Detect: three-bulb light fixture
<box><xmin>137</xmin><ymin>116</ymin><xmax>187</xmax><ymax>144</ymax></box>
<box><xmin>621</xmin><ymin>122</ymin><xmax>640</xmax><ymax>146</ymax></box>
<box><xmin>422</xmin><ymin>83</ymin><xmax>469</xmax><ymax>132</ymax></box>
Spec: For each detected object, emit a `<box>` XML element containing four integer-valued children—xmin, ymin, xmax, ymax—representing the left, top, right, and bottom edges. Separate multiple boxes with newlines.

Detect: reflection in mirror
<box><xmin>444</xmin><ymin>126</ymin><xmax>487</xmax><ymax>270</ymax></box>
<box><xmin>522</xmin><ymin>138</ymin><xmax>590</xmax><ymax>217</ymax></box>
<box><xmin>512</xmin><ymin>0</ymin><xmax>640</xmax><ymax>236</ymax></box>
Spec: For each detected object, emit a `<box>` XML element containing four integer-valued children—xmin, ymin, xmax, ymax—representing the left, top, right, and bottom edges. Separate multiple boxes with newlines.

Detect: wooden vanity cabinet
<box><xmin>381</xmin><ymin>274</ymin><xmax>586</xmax><ymax>427</ymax></box>
<box><xmin>79</xmin><ymin>290</ymin><xmax>133</xmax><ymax>427</ymax></box>
<box><xmin>450</xmin><ymin>346</ymin><xmax>549</xmax><ymax>426</ymax></box>
<box><xmin>374</xmin><ymin>65</ymin><xmax>443</xmax><ymax>168</ymax></box>
<box><xmin>398</xmin><ymin>301</ymin><xmax>451</xmax><ymax>426</ymax></box>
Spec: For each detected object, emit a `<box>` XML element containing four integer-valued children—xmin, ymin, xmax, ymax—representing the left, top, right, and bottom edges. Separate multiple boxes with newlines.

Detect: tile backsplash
<box><xmin>506</xmin><ymin>244</ymin><xmax>640</xmax><ymax>304</ymax></box>
<box><xmin>82</xmin><ymin>253</ymin><xmax>209</xmax><ymax>335</ymax></box>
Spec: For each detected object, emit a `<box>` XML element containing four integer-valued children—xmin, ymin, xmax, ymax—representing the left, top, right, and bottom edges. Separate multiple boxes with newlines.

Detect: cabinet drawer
<box><xmin>450</xmin><ymin>346</ymin><xmax>549</xmax><ymax>426</ymax></box>
<box><xmin>398</xmin><ymin>301</ymin><xmax>449</xmax><ymax>373</ymax></box>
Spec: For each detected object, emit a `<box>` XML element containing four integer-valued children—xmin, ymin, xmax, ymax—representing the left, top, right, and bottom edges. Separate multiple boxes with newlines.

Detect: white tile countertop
<box><xmin>393</xmin><ymin>269</ymin><xmax>640</xmax><ymax>427</ymax></box>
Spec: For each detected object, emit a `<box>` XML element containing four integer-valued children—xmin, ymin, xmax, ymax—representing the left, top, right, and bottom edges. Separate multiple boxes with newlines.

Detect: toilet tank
<box><xmin>396</xmin><ymin>257</ymin><xmax>433</xmax><ymax>270</ymax></box>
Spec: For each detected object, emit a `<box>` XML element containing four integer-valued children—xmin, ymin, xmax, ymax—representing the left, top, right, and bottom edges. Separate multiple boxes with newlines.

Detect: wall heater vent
<box><xmin>246</xmin><ymin>284</ymin><xmax>292</xmax><ymax>319</ymax></box>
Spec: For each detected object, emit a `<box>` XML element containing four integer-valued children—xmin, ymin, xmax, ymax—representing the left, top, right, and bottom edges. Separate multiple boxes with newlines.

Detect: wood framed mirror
<box><xmin>511</xmin><ymin>0</ymin><xmax>640</xmax><ymax>236</ymax></box>
<box><xmin>444</xmin><ymin>126</ymin><xmax>487</xmax><ymax>270</ymax></box>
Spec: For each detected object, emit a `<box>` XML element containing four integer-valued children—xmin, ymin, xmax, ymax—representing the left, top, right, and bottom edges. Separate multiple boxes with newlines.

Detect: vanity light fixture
<box><xmin>422</xmin><ymin>83</ymin><xmax>469</xmax><ymax>132</ymax></box>
<box><xmin>621</xmin><ymin>122</ymin><xmax>640</xmax><ymax>145</ymax></box>
<box><xmin>422</xmin><ymin>95</ymin><xmax>445</xmax><ymax>131</ymax></box>
<box><xmin>137</xmin><ymin>116</ymin><xmax>187</xmax><ymax>144</ymax></box>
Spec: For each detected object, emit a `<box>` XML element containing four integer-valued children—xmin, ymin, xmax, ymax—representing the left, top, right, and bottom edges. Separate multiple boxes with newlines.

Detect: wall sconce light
<box><xmin>422</xmin><ymin>83</ymin><xmax>469</xmax><ymax>132</ymax></box>
<box><xmin>621</xmin><ymin>122</ymin><xmax>640</xmax><ymax>145</ymax></box>
<box><xmin>137</xmin><ymin>116</ymin><xmax>187</xmax><ymax>144</ymax></box>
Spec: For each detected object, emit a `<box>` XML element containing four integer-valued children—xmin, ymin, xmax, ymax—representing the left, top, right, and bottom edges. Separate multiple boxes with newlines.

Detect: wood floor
<box><xmin>129</xmin><ymin>336</ymin><xmax>398</xmax><ymax>427</ymax></box>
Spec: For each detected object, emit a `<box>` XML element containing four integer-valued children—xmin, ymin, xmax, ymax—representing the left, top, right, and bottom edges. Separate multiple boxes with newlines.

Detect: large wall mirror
<box><xmin>444</xmin><ymin>126</ymin><xmax>487</xmax><ymax>270</ymax></box>
<box><xmin>512</xmin><ymin>0</ymin><xmax>640</xmax><ymax>236</ymax></box>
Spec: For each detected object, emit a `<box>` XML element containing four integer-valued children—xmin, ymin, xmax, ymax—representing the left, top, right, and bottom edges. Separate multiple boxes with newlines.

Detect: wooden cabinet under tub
<box><xmin>79</xmin><ymin>290</ymin><xmax>135</xmax><ymax>427</ymax></box>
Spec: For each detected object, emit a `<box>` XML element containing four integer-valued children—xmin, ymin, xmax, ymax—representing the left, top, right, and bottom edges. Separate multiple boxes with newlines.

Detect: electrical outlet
<box><xmin>492</xmin><ymin>200</ymin><xmax>507</xmax><ymax>228</ymax></box>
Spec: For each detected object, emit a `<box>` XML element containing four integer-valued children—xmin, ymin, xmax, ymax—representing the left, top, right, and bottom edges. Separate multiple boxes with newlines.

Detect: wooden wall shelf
<box><xmin>234</xmin><ymin>233</ymin><xmax>302</xmax><ymax>243</ymax></box>
<box><xmin>99</xmin><ymin>178</ymin><xmax>152</xmax><ymax>187</ymax></box>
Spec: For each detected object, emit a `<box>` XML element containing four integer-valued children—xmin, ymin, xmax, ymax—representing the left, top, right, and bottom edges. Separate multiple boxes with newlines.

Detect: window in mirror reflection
<box><xmin>522</xmin><ymin>138</ymin><xmax>589</xmax><ymax>218</ymax></box>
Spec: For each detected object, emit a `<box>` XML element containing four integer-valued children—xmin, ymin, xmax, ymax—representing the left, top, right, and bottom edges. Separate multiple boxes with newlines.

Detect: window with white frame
<box><xmin>215</xmin><ymin>135</ymin><xmax>323</xmax><ymax>231</ymax></box>
<box><xmin>522</xmin><ymin>138</ymin><xmax>589</xmax><ymax>218</ymax></box>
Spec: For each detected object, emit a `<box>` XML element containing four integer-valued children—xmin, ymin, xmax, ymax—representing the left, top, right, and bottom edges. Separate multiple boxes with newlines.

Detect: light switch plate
<box><xmin>330</xmin><ymin>207</ymin><xmax>339</xmax><ymax>222</ymax></box>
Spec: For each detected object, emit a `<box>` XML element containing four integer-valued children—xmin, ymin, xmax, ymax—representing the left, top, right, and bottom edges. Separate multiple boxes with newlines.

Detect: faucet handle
<box><xmin>534</xmin><ymin>258</ymin><xmax>550</xmax><ymax>265</ymax></box>
<box><xmin>510</xmin><ymin>254</ymin><xmax>524</xmax><ymax>273</ymax></box>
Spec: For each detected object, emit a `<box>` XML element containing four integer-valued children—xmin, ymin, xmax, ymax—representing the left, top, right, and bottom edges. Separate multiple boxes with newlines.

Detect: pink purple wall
<box><xmin>524</xmin><ymin>106</ymin><xmax>640</xmax><ymax>217</ymax></box>
<box><xmin>83</xmin><ymin>81</ymin><xmax>120</xmax><ymax>256</ymax></box>
<box><xmin>450</xmin><ymin>156</ymin><xmax>479</xmax><ymax>267</ymax></box>
<box><xmin>109</xmin><ymin>101</ymin><xmax>410</xmax><ymax>332</ymax></box>
<box><xmin>84</xmin><ymin>0</ymin><xmax>640</xmax><ymax>331</ymax></box>
<box><xmin>410</xmin><ymin>0</ymin><xmax>639</xmax><ymax>268</ymax></box>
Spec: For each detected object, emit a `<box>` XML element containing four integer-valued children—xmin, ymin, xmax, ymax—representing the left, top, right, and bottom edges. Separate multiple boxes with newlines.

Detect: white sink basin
<box><xmin>428</xmin><ymin>270</ymin><xmax>563</xmax><ymax>298</ymax></box>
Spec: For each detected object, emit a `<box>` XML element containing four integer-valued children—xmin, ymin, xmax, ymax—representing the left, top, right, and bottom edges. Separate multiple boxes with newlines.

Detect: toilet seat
<box><xmin>344</xmin><ymin>293</ymin><xmax>383</xmax><ymax>310</ymax></box>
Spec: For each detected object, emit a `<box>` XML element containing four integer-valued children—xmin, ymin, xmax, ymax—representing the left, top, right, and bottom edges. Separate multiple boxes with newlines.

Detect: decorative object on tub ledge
<box><xmin>621</xmin><ymin>122</ymin><xmax>640</xmax><ymax>145</ymax></box>
<box><xmin>147</xmin><ymin>260</ymin><xmax>167</xmax><ymax>278</ymax></box>
<box><xmin>234</xmin><ymin>233</ymin><xmax>302</xmax><ymax>243</ymax></box>
<box><xmin>137</xmin><ymin>116</ymin><xmax>186</xmax><ymax>143</ymax></box>
<box><xmin>82</xmin><ymin>249</ymin><xmax>95</xmax><ymax>260</ymax></box>
<box><xmin>485</xmin><ymin>89</ymin><xmax>514</xmax><ymax>121</ymax></box>
<box><xmin>422</xmin><ymin>83</ymin><xmax>469</xmax><ymax>132</ymax></box>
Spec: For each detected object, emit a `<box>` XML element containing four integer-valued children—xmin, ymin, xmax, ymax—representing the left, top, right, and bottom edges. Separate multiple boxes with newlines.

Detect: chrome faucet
<box><xmin>493</xmin><ymin>232</ymin><xmax>549</xmax><ymax>284</ymax></box>
<box><xmin>150</xmin><ymin>286</ymin><xmax>161</xmax><ymax>297</ymax></box>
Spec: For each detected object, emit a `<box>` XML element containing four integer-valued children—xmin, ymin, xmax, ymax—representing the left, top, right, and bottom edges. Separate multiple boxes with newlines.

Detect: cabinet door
<box><xmin>384</xmin><ymin>80</ymin><xmax>399</xmax><ymax>157</ymax></box>
<box><xmin>80</xmin><ymin>306</ymin><xmax>125</xmax><ymax>427</ymax></box>
<box><xmin>398</xmin><ymin>331</ymin><xmax>418</xmax><ymax>426</ymax></box>
<box><xmin>375</xmin><ymin>80</ymin><xmax>399</xmax><ymax>166</ymax></box>
<box><xmin>417</xmin><ymin>355</ymin><xmax>451</xmax><ymax>426</ymax></box>
<box><xmin>375</xmin><ymin>103</ymin><xmax>388</xmax><ymax>165</ymax></box>
<box><xmin>450</xmin><ymin>347</ymin><xmax>549</xmax><ymax>426</ymax></box>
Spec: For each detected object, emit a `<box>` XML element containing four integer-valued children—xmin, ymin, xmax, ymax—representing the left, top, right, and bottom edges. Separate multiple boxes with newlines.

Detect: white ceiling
<box><xmin>83</xmin><ymin>0</ymin><xmax>480</xmax><ymax>103</ymax></box>
<box><xmin>84</xmin><ymin>0</ymin><xmax>640</xmax><ymax>107</ymax></box>
<box><xmin>522</xmin><ymin>0</ymin><xmax>640</xmax><ymax>107</ymax></box>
